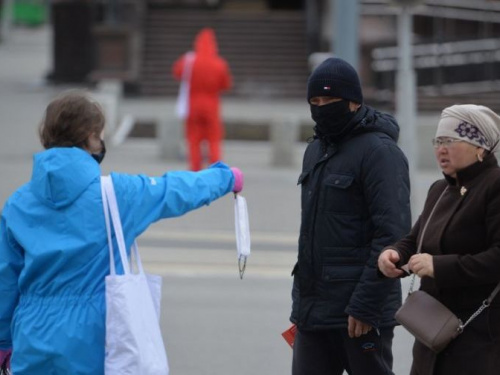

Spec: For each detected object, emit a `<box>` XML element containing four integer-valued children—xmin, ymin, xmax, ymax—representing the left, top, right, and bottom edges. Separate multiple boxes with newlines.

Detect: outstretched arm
<box><xmin>111</xmin><ymin>162</ymin><xmax>239</xmax><ymax>239</ymax></box>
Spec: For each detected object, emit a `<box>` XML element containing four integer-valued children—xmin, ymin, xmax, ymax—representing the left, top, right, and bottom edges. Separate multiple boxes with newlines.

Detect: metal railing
<box><xmin>371</xmin><ymin>37</ymin><xmax>500</xmax><ymax>96</ymax></box>
<box><xmin>361</xmin><ymin>0</ymin><xmax>500</xmax><ymax>23</ymax></box>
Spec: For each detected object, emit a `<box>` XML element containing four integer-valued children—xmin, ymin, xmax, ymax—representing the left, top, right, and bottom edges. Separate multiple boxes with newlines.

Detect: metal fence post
<box><xmin>158</xmin><ymin>117</ymin><xmax>183</xmax><ymax>160</ymax></box>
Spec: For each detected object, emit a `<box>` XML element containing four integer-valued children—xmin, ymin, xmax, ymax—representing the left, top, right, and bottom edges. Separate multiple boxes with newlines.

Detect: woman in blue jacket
<box><xmin>0</xmin><ymin>91</ymin><xmax>243</xmax><ymax>374</ymax></box>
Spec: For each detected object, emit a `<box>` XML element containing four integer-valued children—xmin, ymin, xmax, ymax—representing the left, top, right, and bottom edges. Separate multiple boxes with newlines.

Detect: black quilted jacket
<box><xmin>290</xmin><ymin>105</ymin><xmax>411</xmax><ymax>330</ymax></box>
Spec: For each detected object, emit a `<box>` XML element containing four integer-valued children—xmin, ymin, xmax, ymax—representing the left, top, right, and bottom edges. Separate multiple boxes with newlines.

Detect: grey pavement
<box><xmin>0</xmin><ymin>25</ymin><xmax>443</xmax><ymax>374</ymax></box>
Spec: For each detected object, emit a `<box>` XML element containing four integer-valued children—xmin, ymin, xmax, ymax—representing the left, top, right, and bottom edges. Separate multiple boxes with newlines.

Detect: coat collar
<box><xmin>443</xmin><ymin>153</ymin><xmax>498</xmax><ymax>186</ymax></box>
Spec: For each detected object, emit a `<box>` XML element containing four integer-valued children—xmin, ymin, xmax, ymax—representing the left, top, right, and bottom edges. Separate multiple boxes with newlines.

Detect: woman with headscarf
<box><xmin>172</xmin><ymin>28</ymin><xmax>232</xmax><ymax>171</ymax></box>
<box><xmin>378</xmin><ymin>104</ymin><xmax>500</xmax><ymax>375</ymax></box>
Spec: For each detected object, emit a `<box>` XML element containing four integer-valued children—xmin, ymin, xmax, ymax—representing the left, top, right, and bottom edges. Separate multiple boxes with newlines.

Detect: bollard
<box><xmin>93</xmin><ymin>79</ymin><xmax>122</xmax><ymax>137</ymax></box>
<box><xmin>110</xmin><ymin>114</ymin><xmax>135</xmax><ymax>147</ymax></box>
<box><xmin>1</xmin><ymin>0</ymin><xmax>14</xmax><ymax>42</ymax></box>
<box><xmin>271</xmin><ymin>116</ymin><xmax>299</xmax><ymax>167</ymax></box>
<box><xmin>158</xmin><ymin>117</ymin><xmax>183</xmax><ymax>160</ymax></box>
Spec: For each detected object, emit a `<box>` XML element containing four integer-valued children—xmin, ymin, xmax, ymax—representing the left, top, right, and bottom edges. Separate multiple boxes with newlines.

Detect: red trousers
<box><xmin>185</xmin><ymin>112</ymin><xmax>223</xmax><ymax>171</ymax></box>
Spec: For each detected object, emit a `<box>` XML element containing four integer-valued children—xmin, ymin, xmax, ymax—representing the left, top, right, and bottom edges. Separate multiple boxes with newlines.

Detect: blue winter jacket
<box><xmin>0</xmin><ymin>147</ymin><xmax>234</xmax><ymax>374</ymax></box>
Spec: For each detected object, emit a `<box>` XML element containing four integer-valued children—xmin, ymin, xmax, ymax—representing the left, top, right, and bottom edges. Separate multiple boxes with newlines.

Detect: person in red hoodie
<box><xmin>172</xmin><ymin>28</ymin><xmax>232</xmax><ymax>171</ymax></box>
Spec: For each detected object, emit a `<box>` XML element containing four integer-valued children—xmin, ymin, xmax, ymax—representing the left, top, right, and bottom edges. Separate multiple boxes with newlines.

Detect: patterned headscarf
<box><xmin>436</xmin><ymin>104</ymin><xmax>500</xmax><ymax>152</ymax></box>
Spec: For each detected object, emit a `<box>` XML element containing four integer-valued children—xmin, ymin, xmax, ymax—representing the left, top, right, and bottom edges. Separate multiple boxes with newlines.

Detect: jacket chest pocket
<box><xmin>322</xmin><ymin>173</ymin><xmax>361</xmax><ymax>214</ymax></box>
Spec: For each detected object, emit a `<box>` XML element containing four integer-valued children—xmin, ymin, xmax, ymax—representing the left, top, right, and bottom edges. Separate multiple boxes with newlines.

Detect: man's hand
<box><xmin>348</xmin><ymin>316</ymin><xmax>373</xmax><ymax>338</ymax></box>
<box><xmin>378</xmin><ymin>249</ymin><xmax>404</xmax><ymax>278</ymax></box>
<box><xmin>408</xmin><ymin>253</ymin><xmax>434</xmax><ymax>278</ymax></box>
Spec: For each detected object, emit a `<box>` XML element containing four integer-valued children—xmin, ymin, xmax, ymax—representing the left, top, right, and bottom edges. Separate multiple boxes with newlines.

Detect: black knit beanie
<box><xmin>307</xmin><ymin>57</ymin><xmax>363</xmax><ymax>104</ymax></box>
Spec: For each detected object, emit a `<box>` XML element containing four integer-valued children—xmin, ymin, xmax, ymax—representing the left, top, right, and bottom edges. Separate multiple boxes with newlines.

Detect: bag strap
<box><xmin>415</xmin><ymin>186</ymin><xmax>449</xmax><ymax>255</ymax></box>
<box><xmin>461</xmin><ymin>282</ymin><xmax>500</xmax><ymax>331</ymax></box>
<box><xmin>408</xmin><ymin>186</ymin><xmax>449</xmax><ymax>293</ymax></box>
<box><xmin>407</xmin><ymin>184</ymin><xmax>500</xmax><ymax>331</ymax></box>
<box><xmin>101</xmin><ymin>176</ymin><xmax>143</xmax><ymax>276</ymax></box>
<box><xmin>101</xmin><ymin>177</ymin><xmax>118</xmax><ymax>275</ymax></box>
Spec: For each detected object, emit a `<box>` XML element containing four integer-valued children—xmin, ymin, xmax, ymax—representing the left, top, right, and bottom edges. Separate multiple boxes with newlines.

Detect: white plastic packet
<box><xmin>234</xmin><ymin>194</ymin><xmax>251</xmax><ymax>279</ymax></box>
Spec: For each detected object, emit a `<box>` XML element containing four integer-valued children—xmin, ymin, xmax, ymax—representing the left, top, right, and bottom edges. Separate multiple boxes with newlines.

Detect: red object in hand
<box><xmin>281</xmin><ymin>324</ymin><xmax>297</xmax><ymax>348</ymax></box>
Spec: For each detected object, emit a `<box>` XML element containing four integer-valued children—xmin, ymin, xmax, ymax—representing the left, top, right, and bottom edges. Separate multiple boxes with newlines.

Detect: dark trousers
<box><xmin>292</xmin><ymin>327</ymin><xmax>395</xmax><ymax>375</ymax></box>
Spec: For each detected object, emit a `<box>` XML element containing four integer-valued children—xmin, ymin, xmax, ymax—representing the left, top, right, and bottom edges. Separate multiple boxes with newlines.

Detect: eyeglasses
<box><xmin>431</xmin><ymin>138</ymin><xmax>463</xmax><ymax>149</ymax></box>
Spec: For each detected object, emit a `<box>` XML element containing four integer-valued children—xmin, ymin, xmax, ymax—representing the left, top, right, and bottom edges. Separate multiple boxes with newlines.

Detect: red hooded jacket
<box><xmin>172</xmin><ymin>28</ymin><xmax>232</xmax><ymax>121</ymax></box>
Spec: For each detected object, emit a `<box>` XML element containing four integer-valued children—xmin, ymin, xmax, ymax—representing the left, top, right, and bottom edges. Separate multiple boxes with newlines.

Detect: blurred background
<box><xmin>1</xmin><ymin>1</ymin><xmax>500</xmax><ymax>374</ymax></box>
<box><xmin>2</xmin><ymin>0</ymin><xmax>499</xmax><ymax>106</ymax></box>
<box><xmin>2</xmin><ymin>0</ymin><xmax>499</xmax><ymax>167</ymax></box>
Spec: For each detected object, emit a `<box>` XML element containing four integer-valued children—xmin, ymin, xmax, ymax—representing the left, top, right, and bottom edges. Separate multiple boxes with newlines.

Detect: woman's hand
<box><xmin>408</xmin><ymin>253</ymin><xmax>434</xmax><ymax>278</ymax></box>
<box><xmin>378</xmin><ymin>249</ymin><xmax>404</xmax><ymax>278</ymax></box>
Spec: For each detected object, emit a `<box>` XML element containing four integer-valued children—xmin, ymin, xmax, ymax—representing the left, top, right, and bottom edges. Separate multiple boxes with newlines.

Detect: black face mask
<box><xmin>91</xmin><ymin>140</ymin><xmax>106</xmax><ymax>164</ymax></box>
<box><xmin>310</xmin><ymin>100</ymin><xmax>357</xmax><ymax>142</ymax></box>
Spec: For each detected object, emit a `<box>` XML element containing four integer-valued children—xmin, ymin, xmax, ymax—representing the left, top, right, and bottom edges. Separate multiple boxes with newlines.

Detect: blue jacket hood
<box><xmin>30</xmin><ymin>147</ymin><xmax>100</xmax><ymax>209</ymax></box>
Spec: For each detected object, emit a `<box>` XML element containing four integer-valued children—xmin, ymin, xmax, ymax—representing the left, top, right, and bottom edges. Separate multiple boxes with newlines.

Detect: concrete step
<box><xmin>140</xmin><ymin>7</ymin><xmax>308</xmax><ymax>97</ymax></box>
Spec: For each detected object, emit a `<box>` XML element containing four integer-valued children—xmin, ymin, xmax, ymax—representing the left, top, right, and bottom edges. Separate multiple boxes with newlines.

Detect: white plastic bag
<box><xmin>101</xmin><ymin>176</ymin><xmax>169</xmax><ymax>375</ymax></box>
<box><xmin>175</xmin><ymin>52</ymin><xmax>195</xmax><ymax>120</ymax></box>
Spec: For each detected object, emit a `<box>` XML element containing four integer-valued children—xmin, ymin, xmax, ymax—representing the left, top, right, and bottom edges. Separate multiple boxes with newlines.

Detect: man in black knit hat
<box><xmin>290</xmin><ymin>57</ymin><xmax>411</xmax><ymax>375</ymax></box>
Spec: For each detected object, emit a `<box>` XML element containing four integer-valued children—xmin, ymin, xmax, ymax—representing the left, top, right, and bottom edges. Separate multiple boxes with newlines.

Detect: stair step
<box><xmin>140</xmin><ymin>8</ymin><xmax>309</xmax><ymax>97</ymax></box>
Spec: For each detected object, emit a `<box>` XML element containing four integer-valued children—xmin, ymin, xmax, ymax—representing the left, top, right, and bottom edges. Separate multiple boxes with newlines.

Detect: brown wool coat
<box><xmin>390</xmin><ymin>153</ymin><xmax>500</xmax><ymax>375</ymax></box>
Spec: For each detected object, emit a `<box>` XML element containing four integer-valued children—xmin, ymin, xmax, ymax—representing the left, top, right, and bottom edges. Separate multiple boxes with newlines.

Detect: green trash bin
<box><xmin>13</xmin><ymin>0</ymin><xmax>46</xmax><ymax>26</ymax></box>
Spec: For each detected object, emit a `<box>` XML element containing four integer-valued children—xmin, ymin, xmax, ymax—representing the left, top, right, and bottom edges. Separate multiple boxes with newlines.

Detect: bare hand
<box><xmin>348</xmin><ymin>316</ymin><xmax>373</xmax><ymax>338</ymax></box>
<box><xmin>408</xmin><ymin>253</ymin><xmax>434</xmax><ymax>278</ymax></box>
<box><xmin>378</xmin><ymin>249</ymin><xmax>403</xmax><ymax>278</ymax></box>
